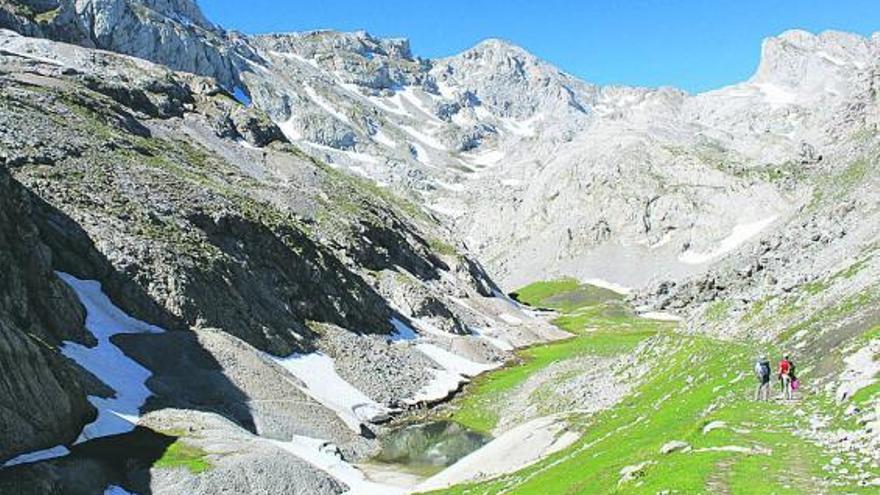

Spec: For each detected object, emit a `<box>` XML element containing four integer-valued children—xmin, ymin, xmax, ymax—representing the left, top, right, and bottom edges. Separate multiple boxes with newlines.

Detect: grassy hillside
<box><xmin>426</xmin><ymin>281</ymin><xmax>880</xmax><ymax>494</ymax></box>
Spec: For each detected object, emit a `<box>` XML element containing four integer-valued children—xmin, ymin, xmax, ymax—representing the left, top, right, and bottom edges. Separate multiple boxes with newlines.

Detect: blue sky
<box><xmin>200</xmin><ymin>0</ymin><xmax>880</xmax><ymax>93</ymax></box>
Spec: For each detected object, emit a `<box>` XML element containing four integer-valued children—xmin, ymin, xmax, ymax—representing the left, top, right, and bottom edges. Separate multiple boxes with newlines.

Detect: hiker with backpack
<box><xmin>778</xmin><ymin>355</ymin><xmax>793</xmax><ymax>400</ymax></box>
<box><xmin>754</xmin><ymin>356</ymin><xmax>771</xmax><ymax>400</ymax></box>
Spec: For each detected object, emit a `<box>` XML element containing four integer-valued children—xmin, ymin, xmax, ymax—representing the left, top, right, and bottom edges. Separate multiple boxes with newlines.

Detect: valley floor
<box><xmin>383</xmin><ymin>280</ymin><xmax>880</xmax><ymax>494</ymax></box>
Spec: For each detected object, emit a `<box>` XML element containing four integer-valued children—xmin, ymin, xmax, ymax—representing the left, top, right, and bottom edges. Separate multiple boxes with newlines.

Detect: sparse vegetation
<box><xmin>153</xmin><ymin>439</ymin><xmax>212</xmax><ymax>474</ymax></box>
<box><xmin>446</xmin><ymin>280</ymin><xmax>665</xmax><ymax>433</ymax></box>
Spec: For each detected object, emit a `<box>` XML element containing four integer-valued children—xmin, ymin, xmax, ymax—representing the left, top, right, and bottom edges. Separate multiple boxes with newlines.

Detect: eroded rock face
<box><xmin>0</xmin><ymin>167</ymin><xmax>94</xmax><ymax>463</ymax></box>
<box><xmin>0</xmin><ymin>0</ymin><xmax>253</xmax><ymax>89</ymax></box>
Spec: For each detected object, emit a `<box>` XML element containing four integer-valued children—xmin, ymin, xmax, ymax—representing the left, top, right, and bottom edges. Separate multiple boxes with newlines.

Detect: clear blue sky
<box><xmin>200</xmin><ymin>0</ymin><xmax>880</xmax><ymax>93</ymax></box>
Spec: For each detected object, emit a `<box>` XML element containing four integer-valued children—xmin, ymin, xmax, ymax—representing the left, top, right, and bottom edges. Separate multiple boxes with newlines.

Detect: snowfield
<box><xmin>272</xmin><ymin>352</ymin><xmax>391</xmax><ymax>432</ymax></box>
<box><xmin>679</xmin><ymin>216</ymin><xmax>778</xmax><ymax>264</ymax></box>
<box><xmin>57</xmin><ymin>272</ymin><xmax>164</xmax><ymax>443</ymax></box>
<box><xmin>2</xmin><ymin>445</ymin><xmax>70</xmax><ymax>468</ymax></box>
<box><xmin>270</xmin><ymin>436</ymin><xmax>405</xmax><ymax>495</ymax></box>
<box><xmin>403</xmin><ymin>343</ymin><xmax>501</xmax><ymax>404</ymax></box>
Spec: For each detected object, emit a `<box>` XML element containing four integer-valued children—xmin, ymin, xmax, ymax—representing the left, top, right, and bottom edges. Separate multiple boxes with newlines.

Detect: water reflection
<box><xmin>376</xmin><ymin>421</ymin><xmax>490</xmax><ymax>471</ymax></box>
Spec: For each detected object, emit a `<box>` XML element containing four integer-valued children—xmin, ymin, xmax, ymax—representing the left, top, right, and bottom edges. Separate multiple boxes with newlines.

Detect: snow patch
<box><xmin>501</xmin><ymin>116</ymin><xmax>538</xmax><ymax>137</ymax></box>
<box><xmin>57</xmin><ymin>272</ymin><xmax>164</xmax><ymax>443</ymax></box>
<box><xmin>405</xmin><ymin>344</ymin><xmax>499</xmax><ymax>404</ymax></box>
<box><xmin>400</xmin><ymin>124</ymin><xmax>446</xmax><ymax>150</ymax></box>
<box><xmin>416</xmin><ymin>344</ymin><xmax>498</xmax><ymax>377</ymax></box>
<box><xmin>277</xmin><ymin>117</ymin><xmax>303</xmax><ymax>141</ymax></box>
<box><xmin>272</xmin><ymin>352</ymin><xmax>391</xmax><ymax>432</ymax></box>
<box><xmin>464</xmin><ymin>149</ymin><xmax>504</xmax><ymax>167</ymax></box>
<box><xmin>397</xmin><ymin>87</ymin><xmax>439</xmax><ymax>121</ymax></box>
<box><xmin>236</xmin><ymin>139</ymin><xmax>259</xmax><ymax>150</ymax></box>
<box><xmin>406</xmin><ymin>368</ymin><xmax>467</xmax><ymax>405</ymax></box>
<box><xmin>702</xmin><ymin>420</ymin><xmax>727</xmax><ymax>434</ymax></box>
<box><xmin>471</xmin><ymin>327</ymin><xmax>515</xmax><ymax>351</ymax></box>
<box><xmin>270</xmin><ymin>436</ymin><xmax>404</xmax><ymax>495</ymax></box>
<box><xmin>583</xmin><ymin>278</ymin><xmax>632</xmax><ymax>296</ymax></box>
<box><xmin>426</xmin><ymin>202</ymin><xmax>465</xmax><ymax>218</ymax></box>
<box><xmin>367</xmin><ymin>94</ymin><xmax>409</xmax><ymax>116</ymax></box>
<box><xmin>434</xmin><ymin>180</ymin><xmax>465</xmax><ymax>192</ymax></box>
<box><xmin>2</xmin><ymin>445</ymin><xmax>70</xmax><ymax>468</ymax></box>
<box><xmin>639</xmin><ymin>311</ymin><xmax>682</xmax><ymax>322</ymax></box>
<box><xmin>816</xmin><ymin>50</ymin><xmax>847</xmax><ymax>66</ymax></box>
<box><xmin>679</xmin><ymin>216</ymin><xmax>777</xmax><ymax>264</ymax></box>
<box><xmin>372</xmin><ymin>129</ymin><xmax>397</xmax><ymax>148</ymax></box>
<box><xmin>231</xmin><ymin>86</ymin><xmax>251</xmax><ymax>107</ymax></box>
<box><xmin>409</xmin><ymin>141</ymin><xmax>433</xmax><ymax>166</ymax></box>
<box><xmin>753</xmin><ymin>82</ymin><xmax>797</xmax><ymax>108</ymax></box>
<box><xmin>389</xmin><ymin>317</ymin><xmax>418</xmax><ymax>341</ymax></box>
<box><xmin>304</xmin><ymin>83</ymin><xmax>351</xmax><ymax>124</ymax></box>
<box><xmin>104</xmin><ymin>486</ymin><xmax>136</xmax><ymax>495</ymax></box>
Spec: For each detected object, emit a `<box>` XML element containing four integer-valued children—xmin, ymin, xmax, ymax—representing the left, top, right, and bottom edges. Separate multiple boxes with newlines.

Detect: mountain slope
<box><xmin>0</xmin><ymin>26</ymin><xmax>562</xmax><ymax>494</ymax></box>
<box><xmin>0</xmin><ymin>1</ymin><xmax>879</xmax><ymax>493</ymax></box>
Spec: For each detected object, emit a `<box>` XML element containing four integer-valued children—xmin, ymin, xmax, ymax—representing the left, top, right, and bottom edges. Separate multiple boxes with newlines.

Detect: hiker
<box><xmin>789</xmin><ymin>357</ymin><xmax>799</xmax><ymax>396</ymax></box>
<box><xmin>754</xmin><ymin>356</ymin><xmax>771</xmax><ymax>400</ymax></box>
<box><xmin>778</xmin><ymin>355</ymin><xmax>793</xmax><ymax>400</ymax></box>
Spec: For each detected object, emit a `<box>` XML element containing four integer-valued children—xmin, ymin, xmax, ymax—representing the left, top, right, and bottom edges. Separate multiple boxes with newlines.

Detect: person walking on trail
<box><xmin>778</xmin><ymin>355</ymin><xmax>793</xmax><ymax>400</ymax></box>
<box><xmin>755</xmin><ymin>356</ymin><xmax>771</xmax><ymax>400</ymax></box>
<box><xmin>788</xmin><ymin>357</ymin><xmax>799</xmax><ymax>396</ymax></box>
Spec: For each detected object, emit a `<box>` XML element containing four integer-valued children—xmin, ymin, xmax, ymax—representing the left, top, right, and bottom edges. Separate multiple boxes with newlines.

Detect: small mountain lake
<box><xmin>372</xmin><ymin>420</ymin><xmax>491</xmax><ymax>476</ymax></box>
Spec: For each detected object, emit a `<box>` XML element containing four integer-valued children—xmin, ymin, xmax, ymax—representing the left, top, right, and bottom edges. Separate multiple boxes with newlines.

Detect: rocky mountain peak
<box><xmin>127</xmin><ymin>0</ymin><xmax>215</xmax><ymax>30</ymax></box>
<box><xmin>753</xmin><ymin>29</ymin><xmax>876</xmax><ymax>88</ymax></box>
<box><xmin>256</xmin><ymin>29</ymin><xmax>414</xmax><ymax>61</ymax></box>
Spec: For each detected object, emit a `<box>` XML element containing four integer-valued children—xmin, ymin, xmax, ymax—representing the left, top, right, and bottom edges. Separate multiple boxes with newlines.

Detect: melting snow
<box><xmin>2</xmin><ymin>445</ymin><xmax>70</xmax><ymax>468</ymax></box>
<box><xmin>416</xmin><ymin>344</ymin><xmax>498</xmax><ymax>377</ymax></box>
<box><xmin>399</xmin><ymin>124</ymin><xmax>446</xmax><ymax>150</ymax></box>
<box><xmin>281</xmin><ymin>52</ymin><xmax>321</xmax><ymax>70</ymax></box>
<box><xmin>501</xmin><ymin>116</ymin><xmax>538</xmax><ymax>137</ymax></box>
<box><xmin>406</xmin><ymin>368</ymin><xmax>467</xmax><ymax>405</ymax></box>
<box><xmin>104</xmin><ymin>486</ymin><xmax>135</xmax><ymax>495</ymax></box>
<box><xmin>583</xmin><ymin>278</ymin><xmax>632</xmax><ymax>296</ymax></box>
<box><xmin>277</xmin><ymin>117</ymin><xmax>303</xmax><ymax>141</ymax></box>
<box><xmin>816</xmin><ymin>50</ymin><xmax>847</xmax><ymax>66</ymax></box>
<box><xmin>304</xmin><ymin>83</ymin><xmax>351</xmax><ymax>124</ymax></box>
<box><xmin>389</xmin><ymin>317</ymin><xmax>418</xmax><ymax>341</ymax></box>
<box><xmin>434</xmin><ymin>180</ymin><xmax>465</xmax><ymax>192</ymax></box>
<box><xmin>236</xmin><ymin>139</ymin><xmax>258</xmax><ymax>150</ymax></box>
<box><xmin>57</xmin><ymin>272</ymin><xmax>164</xmax><ymax>443</ymax></box>
<box><xmin>679</xmin><ymin>216</ymin><xmax>777</xmax><ymax>265</ymax></box>
<box><xmin>302</xmin><ymin>142</ymin><xmax>380</xmax><ymax>165</ymax></box>
<box><xmin>270</xmin><ymin>436</ymin><xmax>404</xmax><ymax>495</ymax></box>
<box><xmin>231</xmin><ymin>86</ymin><xmax>252</xmax><ymax>107</ymax></box>
<box><xmin>372</xmin><ymin>129</ymin><xmax>397</xmax><ymax>148</ymax></box>
<box><xmin>639</xmin><ymin>311</ymin><xmax>682</xmax><ymax>322</ymax></box>
<box><xmin>272</xmin><ymin>352</ymin><xmax>390</xmax><ymax>432</ymax></box>
<box><xmin>367</xmin><ymin>95</ymin><xmax>408</xmax><ymax>116</ymax></box>
<box><xmin>396</xmin><ymin>87</ymin><xmax>439</xmax><ymax>121</ymax></box>
<box><xmin>404</xmin><ymin>344</ymin><xmax>500</xmax><ymax>405</ymax></box>
<box><xmin>471</xmin><ymin>328</ymin><xmax>515</xmax><ymax>351</ymax></box>
<box><xmin>464</xmin><ymin>149</ymin><xmax>504</xmax><ymax>167</ymax></box>
<box><xmin>753</xmin><ymin>82</ymin><xmax>797</xmax><ymax>108</ymax></box>
<box><xmin>426</xmin><ymin>202</ymin><xmax>465</xmax><ymax>218</ymax></box>
<box><xmin>409</xmin><ymin>141</ymin><xmax>433</xmax><ymax>166</ymax></box>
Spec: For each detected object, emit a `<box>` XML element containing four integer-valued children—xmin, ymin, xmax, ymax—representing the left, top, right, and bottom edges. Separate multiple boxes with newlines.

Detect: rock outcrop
<box><xmin>0</xmin><ymin>166</ymin><xmax>94</xmax><ymax>463</ymax></box>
